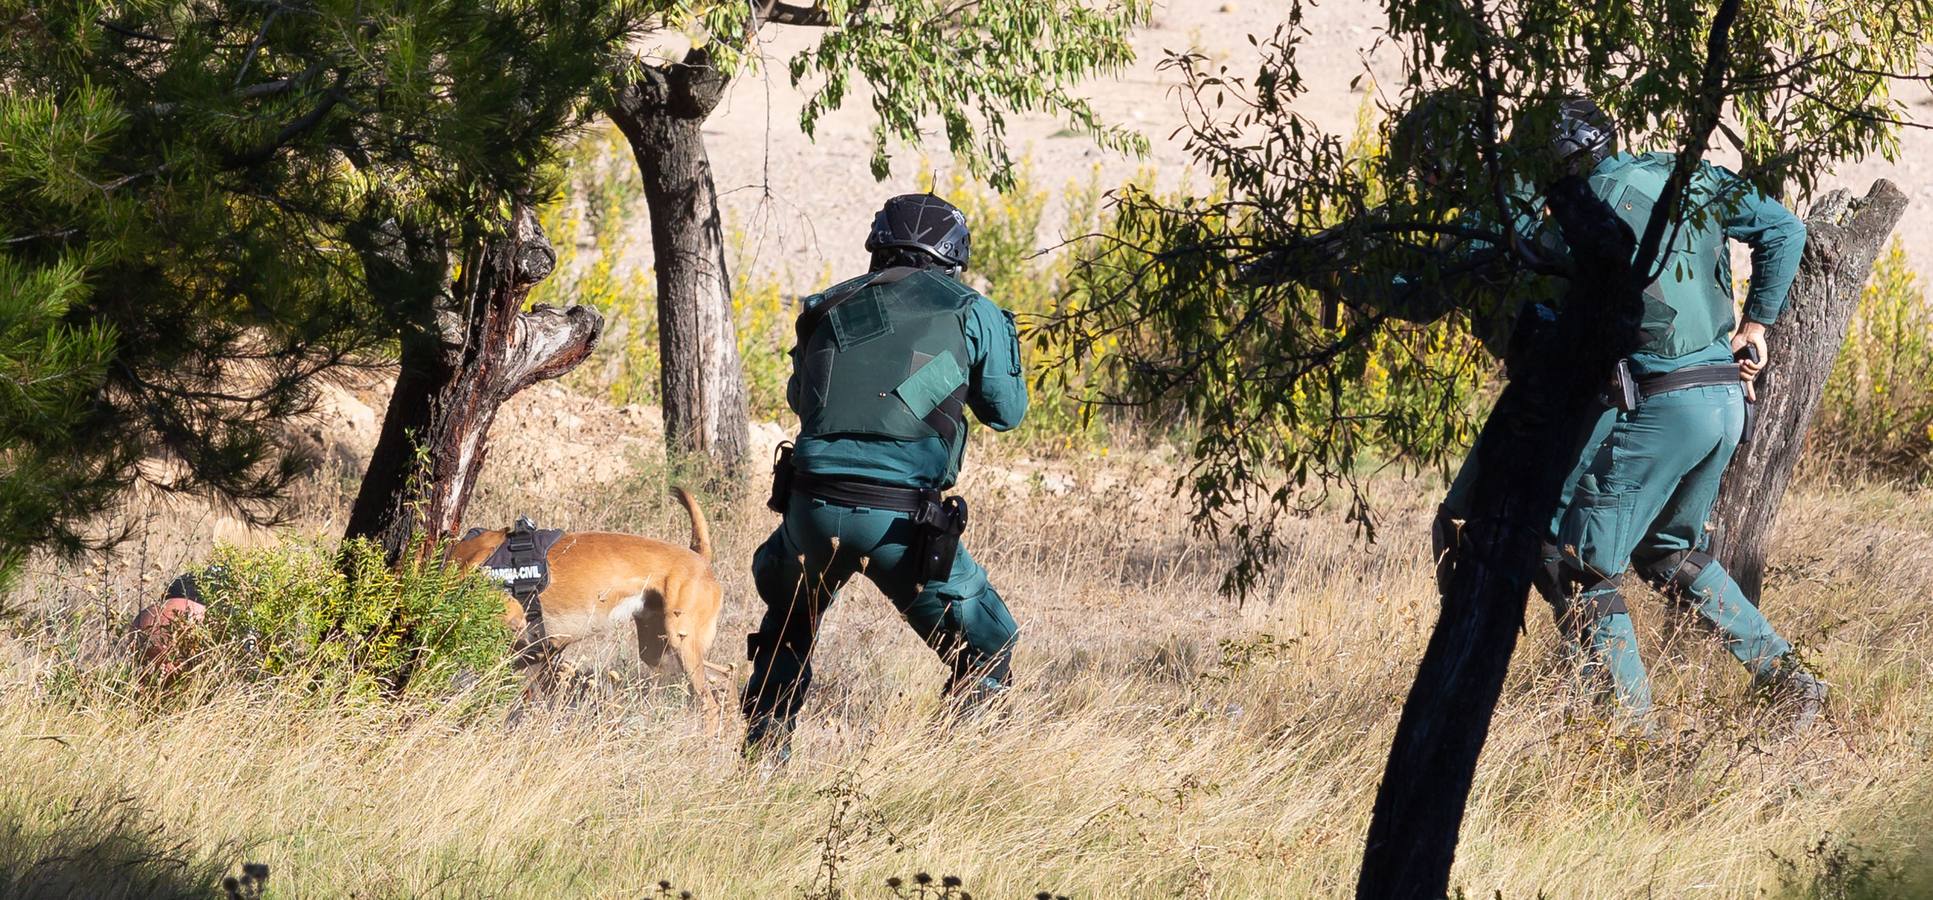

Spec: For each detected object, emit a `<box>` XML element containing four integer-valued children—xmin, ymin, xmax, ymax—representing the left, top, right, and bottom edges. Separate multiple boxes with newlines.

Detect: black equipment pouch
<box><xmin>1604</xmin><ymin>358</ymin><xmax>1641</xmax><ymax>412</ymax></box>
<box><xmin>1735</xmin><ymin>343</ymin><xmax>1762</xmax><ymax>445</ymax></box>
<box><xmin>768</xmin><ymin>441</ymin><xmax>797</xmax><ymax>513</ymax></box>
<box><xmin>912</xmin><ymin>495</ymin><xmax>969</xmax><ymax>582</ymax></box>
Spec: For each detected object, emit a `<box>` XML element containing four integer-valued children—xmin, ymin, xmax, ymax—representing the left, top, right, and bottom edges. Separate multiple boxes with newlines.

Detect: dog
<box><xmin>451</xmin><ymin>488</ymin><xmax>726</xmax><ymax>733</ymax></box>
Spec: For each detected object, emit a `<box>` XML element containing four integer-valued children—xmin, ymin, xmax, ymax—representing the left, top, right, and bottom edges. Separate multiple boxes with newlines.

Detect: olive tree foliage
<box><xmin>772</xmin><ymin>0</ymin><xmax>1151</xmax><ymax>188</ymax></box>
<box><xmin>1042</xmin><ymin>0</ymin><xmax>1932</xmax><ymax>597</ymax></box>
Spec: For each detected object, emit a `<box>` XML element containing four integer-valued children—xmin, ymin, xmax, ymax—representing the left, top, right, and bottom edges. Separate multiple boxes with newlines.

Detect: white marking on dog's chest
<box><xmin>607</xmin><ymin>593</ymin><xmax>646</xmax><ymax>623</ymax></box>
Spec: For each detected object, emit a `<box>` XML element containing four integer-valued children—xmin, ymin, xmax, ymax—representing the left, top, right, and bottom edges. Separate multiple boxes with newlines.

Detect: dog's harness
<box><xmin>466</xmin><ymin>516</ymin><xmax>564</xmax><ymax>658</ymax></box>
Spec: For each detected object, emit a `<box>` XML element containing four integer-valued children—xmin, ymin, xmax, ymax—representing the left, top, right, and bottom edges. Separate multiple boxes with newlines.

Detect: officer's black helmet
<box><xmin>1551</xmin><ymin>95</ymin><xmax>1618</xmax><ymax>173</ymax></box>
<box><xmin>865</xmin><ymin>193</ymin><xmax>971</xmax><ymax>272</ymax></box>
<box><xmin>1389</xmin><ymin>92</ymin><xmax>1481</xmax><ymax>185</ymax></box>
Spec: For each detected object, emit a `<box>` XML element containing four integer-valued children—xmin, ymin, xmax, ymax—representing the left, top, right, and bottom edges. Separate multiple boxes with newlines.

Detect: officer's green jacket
<box><xmin>1355</xmin><ymin>155</ymin><xmax>1804</xmax><ymax>362</ymax></box>
<box><xmin>1341</xmin><ymin>179</ymin><xmax>1561</xmax><ymax>358</ymax></box>
<box><xmin>785</xmin><ymin>268</ymin><xmax>1029</xmax><ymax>490</ymax></box>
<box><xmin>1591</xmin><ymin>151</ymin><xmax>1806</xmax><ymax>373</ymax></box>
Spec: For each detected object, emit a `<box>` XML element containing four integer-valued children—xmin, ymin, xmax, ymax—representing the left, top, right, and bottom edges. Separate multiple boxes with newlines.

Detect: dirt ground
<box><xmin>690</xmin><ymin>0</ymin><xmax>1933</xmax><ymax>289</ymax></box>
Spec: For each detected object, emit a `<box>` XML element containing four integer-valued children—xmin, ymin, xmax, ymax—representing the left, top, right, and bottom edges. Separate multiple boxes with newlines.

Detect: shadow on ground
<box><xmin>0</xmin><ymin>793</ymin><xmax>237</xmax><ymax>900</ymax></box>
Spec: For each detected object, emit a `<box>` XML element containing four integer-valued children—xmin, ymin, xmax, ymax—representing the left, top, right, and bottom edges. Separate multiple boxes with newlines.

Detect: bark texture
<box><xmin>1356</xmin><ymin>176</ymin><xmax>1647</xmax><ymax>899</ymax></box>
<box><xmin>345</xmin><ymin>205</ymin><xmax>604</xmax><ymax>560</ymax></box>
<box><xmin>1713</xmin><ymin>180</ymin><xmax>1907</xmax><ymax>600</ymax></box>
<box><xmin>608</xmin><ymin>50</ymin><xmax>751</xmax><ymax>470</ymax></box>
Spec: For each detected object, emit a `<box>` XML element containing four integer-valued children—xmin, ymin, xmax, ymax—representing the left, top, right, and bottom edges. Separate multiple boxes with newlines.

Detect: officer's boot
<box><xmin>1755</xmin><ymin>658</ymin><xmax>1828</xmax><ymax>735</ymax></box>
<box><xmin>743</xmin><ymin>716</ymin><xmax>794</xmax><ymax>768</ymax></box>
<box><xmin>741</xmin><ymin>626</ymin><xmax>813</xmax><ymax>766</ymax></box>
<box><xmin>942</xmin><ymin>650</ymin><xmax>1013</xmax><ymax>726</ymax></box>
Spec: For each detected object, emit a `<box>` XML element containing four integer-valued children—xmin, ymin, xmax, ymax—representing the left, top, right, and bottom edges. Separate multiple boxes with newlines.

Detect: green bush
<box><xmin>1040</xmin><ymin>95</ymin><xmax>1493</xmax><ymax>480</ymax></box>
<box><xmin>1818</xmin><ymin>239</ymin><xmax>1933</xmax><ymax>480</ymax></box>
<box><xmin>197</xmin><ymin>538</ymin><xmax>514</xmax><ymax>699</ymax></box>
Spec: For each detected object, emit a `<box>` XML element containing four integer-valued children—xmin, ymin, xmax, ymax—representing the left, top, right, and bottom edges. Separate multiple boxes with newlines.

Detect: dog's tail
<box><xmin>671</xmin><ymin>486</ymin><xmax>712</xmax><ymax>561</ymax></box>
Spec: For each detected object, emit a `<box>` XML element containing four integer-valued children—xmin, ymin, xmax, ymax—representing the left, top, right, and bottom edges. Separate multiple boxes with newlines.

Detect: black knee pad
<box><xmin>1555</xmin><ymin>566</ymin><xmax>1628</xmax><ymax>629</ymax></box>
<box><xmin>1529</xmin><ymin>540</ymin><xmax>1565</xmax><ymax>607</ymax></box>
<box><xmin>746</xmin><ymin>624</ymin><xmax>815</xmax><ymax>662</ymax></box>
<box><xmin>1637</xmin><ymin>550</ymin><xmax>1714</xmax><ymax>602</ymax></box>
<box><xmin>1573</xmin><ymin>579</ymin><xmax>1629</xmax><ymax>621</ymax></box>
<box><xmin>949</xmin><ymin>645</ymin><xmax>1012</xmax><ymax>688</ymax></box>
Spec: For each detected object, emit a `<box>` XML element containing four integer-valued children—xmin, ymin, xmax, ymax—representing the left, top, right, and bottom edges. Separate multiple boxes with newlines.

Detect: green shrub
<box><xmin>1040</xmin><ymin>94</ymin><xmax>1493</xmax><ymax>482</ymax></box>
<box><xmin>1818</xmin><ymin>239</ymin><xmax>1933</xmax><ymax>480</ymax></box>
<box><xmin>197</xmin><ymin>538</ymin><xmax>514</xmax><ymax>699</ymax></box>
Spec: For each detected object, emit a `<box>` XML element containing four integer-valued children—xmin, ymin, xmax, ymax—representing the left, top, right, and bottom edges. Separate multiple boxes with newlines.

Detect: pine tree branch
<box><xmin>95</xmin><ymin>18</ymin><xmax>171</xmax><ymax>43</ymax></box>
<box><xmin>226</xmin><ymin>75</ymin><xmax>346</xmax><ymax>167</ymax></box>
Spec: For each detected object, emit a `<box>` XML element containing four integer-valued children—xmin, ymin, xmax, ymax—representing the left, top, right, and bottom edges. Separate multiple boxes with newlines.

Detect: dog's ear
<box><xmin>448</xmin><ymin>530</ymin><xmax>507</xmax><ymax>568</ymax></box>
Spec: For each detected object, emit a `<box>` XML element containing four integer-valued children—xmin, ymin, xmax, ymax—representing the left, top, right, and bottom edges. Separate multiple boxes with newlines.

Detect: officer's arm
<box><xmin>1341</xmin><ymin>192</ymin><xmax>1540</xmax><ymax>324</ymax></box>
<box><xmin>965</xmin><ymin>297</ymin><xmax>1029</xmax><ymax>431</ymax></box>
<box><xmin>1714</xmin><ymin>164</ymin><xmax>1808</xmax><ymax>325</ymax></box>
<box><xmin>1337</xmin><ymin>244</ymin><xmax>1514</xmax><ymax>325</ymax></box>
<box><xmin>785</xmin><ymin>345</ymin><xmax>803</xmax><ymax>415</ymax></box>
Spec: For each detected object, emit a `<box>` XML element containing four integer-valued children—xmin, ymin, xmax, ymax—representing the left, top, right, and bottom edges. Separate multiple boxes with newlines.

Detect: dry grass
<box><xmin>2</xmin><ymin>439</ymin><xmax>1930</xmax><ymax>898</ymax></box>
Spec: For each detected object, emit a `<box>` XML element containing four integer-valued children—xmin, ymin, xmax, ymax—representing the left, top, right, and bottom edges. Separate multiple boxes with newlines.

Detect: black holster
<box><xmin>1603</xmin><ymin>358</ymin><xmax>1641</xmax><ymax>412</ymax></box>
<box><xmin>912</xmin><ymin>495</ymin><xmax>969</xmax><ymax>582</ymax></box>
<box><xmin>767</xmin><ymin>441</ymin><xmax>797</xmax><ymax>513</ymax></box>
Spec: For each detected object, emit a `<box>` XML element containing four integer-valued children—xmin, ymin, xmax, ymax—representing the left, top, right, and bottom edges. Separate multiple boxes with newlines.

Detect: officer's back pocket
<box><xmin>894</xmin><ymin>351</ymin><xmax>967</xmax><ymax>420</ymax></box>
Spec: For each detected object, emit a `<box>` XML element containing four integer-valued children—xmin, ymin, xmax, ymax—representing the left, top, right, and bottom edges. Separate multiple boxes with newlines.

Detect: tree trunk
<box><xmin>1712</xmin><ymin>180</ymin><xmax>1907</xmax><ymax>600</ymax></box>
<box><xmin>1357</xmin><ymin>177</ymin><xmax>1647</xmax><ymax>899</ymax></box>
<box><xmin>345</xmin><ymin>205</ymin><xmax>604</xmax><ymax>560</ymax></box>
<box><xmin>608</xmin><ymin>51</ymin><xmax>751</xmax><ymax>471</ymax></box>
<box><xmin>343</xmin><ymin>331</ymin><xmax>446</xmax><ymax>548</ymax></box>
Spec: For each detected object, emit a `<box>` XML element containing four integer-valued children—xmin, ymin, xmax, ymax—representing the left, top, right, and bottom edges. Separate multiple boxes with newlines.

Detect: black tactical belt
<box><xmin>1637</xmin><ymin>363</ymin><xmax>1742</xmax><ymax>398</ymax></box>
<box><xmin>793</xmin><ymin>473</ymin><xmax>940</xmax><ymax>513</ymax></box>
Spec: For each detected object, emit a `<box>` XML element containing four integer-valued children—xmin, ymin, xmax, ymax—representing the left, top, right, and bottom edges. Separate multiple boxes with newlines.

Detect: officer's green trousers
<box><xmin>742</xmin><ymin>494</ymin><xmax>1019</xmax><ymax>739</ymax></box>
<box><xmin>1553</xmin><ymin>382</ymin><xmax>1792</xmax><ymax>714</ymax></box>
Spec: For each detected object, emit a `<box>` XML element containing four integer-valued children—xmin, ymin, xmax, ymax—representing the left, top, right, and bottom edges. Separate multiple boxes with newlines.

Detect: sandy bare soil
<box><xmin>689</xmin><ymin>0</ymin><xmax>1933</xmax><ymax>290</ymax></box>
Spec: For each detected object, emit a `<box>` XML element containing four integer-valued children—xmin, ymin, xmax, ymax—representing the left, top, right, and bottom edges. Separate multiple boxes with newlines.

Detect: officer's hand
<box><xmin>1732</xmin><ymin>321</ymin><xmax>1769</xmax><ymax>381</ymax></box>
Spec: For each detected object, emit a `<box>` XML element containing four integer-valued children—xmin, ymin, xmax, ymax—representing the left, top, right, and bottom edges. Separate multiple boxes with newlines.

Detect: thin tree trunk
<box><xmin>608</xmin><ymin>51</ymin><xmax>751</xmax><ymax>471</ymax></box>
<box><xmin>345</xmin><ymin>205</ymin><xmax>603</xmax><ymax>560</ymax></box>
<box><xmin>1357</xmin><ymin>176</ymin><xmax>1646</xmax><ymax>898</ymax></box>
<box><xmin>343</xmin><ymin>332</ymin><xmax>445</xmax><ymax>546</ymax></box>
<box><xmin>1713</xmin><ymin>180</ymin><xmax>1907</xmax><ymax>600</ymax></box>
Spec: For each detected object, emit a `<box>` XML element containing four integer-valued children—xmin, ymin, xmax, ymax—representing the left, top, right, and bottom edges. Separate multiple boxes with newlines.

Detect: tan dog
<box><xmin>451</xmin><ymin>488</ymin><xmax>725</xmax><ymax>733</ymax></box>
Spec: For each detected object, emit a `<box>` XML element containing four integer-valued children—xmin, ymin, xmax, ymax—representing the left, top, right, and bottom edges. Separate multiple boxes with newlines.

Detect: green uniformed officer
<box><xmin>1344</xmin><ymin>93</ymin><xmax>1580</xmax><ymax>595</ymax></box>
<box><xmin>743</xmin><ymin>194</ymin><xmax>1028</xmax><ymax>758</ymax></box>
<box><xmin>1544</xmin><ymin>98</ymin><xmax>1826</xmax><ymax>725</ymax></box>
<box><xmin>1347</xmin><ymin>96</ymin><xmax>1826</xmax><ymax>728</ymax></box>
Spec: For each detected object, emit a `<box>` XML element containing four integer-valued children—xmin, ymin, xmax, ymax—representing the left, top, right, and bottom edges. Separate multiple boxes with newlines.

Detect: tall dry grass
<box><xmin>2</xmin><ymin>441</ymin><xmax>1929</xmax><ymax>898</ymax></box>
